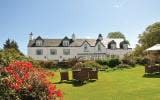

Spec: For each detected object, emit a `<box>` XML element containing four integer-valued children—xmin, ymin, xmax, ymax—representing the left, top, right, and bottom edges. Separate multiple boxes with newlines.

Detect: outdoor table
<box><xmin>72</xmin><ymin>68</ymin><xmax>98</xmax><ymax>82</ymax></box>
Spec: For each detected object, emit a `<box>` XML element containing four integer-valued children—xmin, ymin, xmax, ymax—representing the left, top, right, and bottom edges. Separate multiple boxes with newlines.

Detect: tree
<box><xmin>3</xmin><ymin>39</ymin><xmax>19</xmax><ymax>50</ymax></box>
<box><xmin>107</xmin><ymin>32</ymin><xmax>125</xmax><ymax>39</ymax></box>
<box><xmin>138</xmin><ymin>22</ymin><xmax>160</xmax><ymax>49</ymax></box>
<box><xmin>134</xmin><ymin>22</ymin><xmax>160</xmax><ymax>56</ymax></box>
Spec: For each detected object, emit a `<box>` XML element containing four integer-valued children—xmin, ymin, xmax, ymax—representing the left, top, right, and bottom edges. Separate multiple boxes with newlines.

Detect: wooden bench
<box><xmin>145</xmin><ymin>65</ymin><xmax>160</xmax><ymax>73</ymax></box>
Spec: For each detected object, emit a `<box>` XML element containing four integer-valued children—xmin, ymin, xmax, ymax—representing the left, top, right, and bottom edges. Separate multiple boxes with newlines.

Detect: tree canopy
<box><xmin>139</xmin><ymin>22</ymin><xmax>160</xmax><ymax>48</ymax></box>
<box><xmin>3</xmin><ymin>39</ymin><xmax>19</xmax><ymax>51</ymax></box>
<box><xmin>3</xmin><ymin>39</ymin><xmax>24</xmax><ymax>56</ymax></box>
<box><xmin>107</xmin><ymin>32</ymin><xmax>125</xmax><ymax>39</ymax></box>
<box><xmin>134</xmin><ymin>22</ymin><xmax>160</xmax><ymax>56</ymax></box>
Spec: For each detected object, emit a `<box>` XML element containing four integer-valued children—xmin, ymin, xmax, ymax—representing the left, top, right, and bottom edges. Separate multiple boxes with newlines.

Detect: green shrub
<box><xmin>135</xmin><ymin>57</ymin><xmax>150</xmax><ymax>65</ymax></box>
<box><xmin>108</xmin><ymin>59</ymin><xmax>121</xmax><ymax>68</ymax></box>
<box><xmin>122</xmin><ymin>54</ymin><xmax>136</xmax><ymax>67</ymax></box>
<box><xmin>83</xmin><ymin>61</ymin><xmax>102</xmax><ymax>68</ymax></box>
<box><xmin>117</xmin><ymin>64</ymin><xmax>131</xmax><ymax>68</ymax></box>
<box><xmin>39</xmin><ymin>61</ymin><xmax>57</xmax><ymax>69</ymax></box>
<box><xmin>96</xmin><ymin>60</ymin><xmax>108</xmax><ymax>65</ymax></box>
<box><xmin>0</xmin><ymin>49</ymin><xmax>40</xmax><ymax>67</ymax></box>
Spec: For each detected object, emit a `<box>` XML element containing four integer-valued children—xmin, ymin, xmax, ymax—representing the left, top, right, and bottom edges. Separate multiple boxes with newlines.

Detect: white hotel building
<box><xmin>27</xmin><ymin>33</ymin><xmax>132</xmax><ymax>61</ymax></box>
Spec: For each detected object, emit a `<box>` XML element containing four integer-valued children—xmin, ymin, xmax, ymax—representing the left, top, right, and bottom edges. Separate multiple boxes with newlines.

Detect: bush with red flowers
<box><xmin>0</xmin><ymin>61</ymin><xmax>63</xmax><ymax>100</ymax></box>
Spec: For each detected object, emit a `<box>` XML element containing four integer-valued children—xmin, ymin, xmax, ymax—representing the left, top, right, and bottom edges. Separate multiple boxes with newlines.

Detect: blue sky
<box><xmin>0</xmin><ymin>0</ymin><xmax>160</xmax><ymax>54</ymax></box>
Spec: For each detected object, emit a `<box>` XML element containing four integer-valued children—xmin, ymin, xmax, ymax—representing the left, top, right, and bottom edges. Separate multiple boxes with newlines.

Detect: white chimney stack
<box><xmin>29</xmin><ymin>32</ymin><xmax>33</xmax><ymax>40</ymax></box>
<box><xmin>72</xmin><ymin>33</ymin><xmax>76</xmax><ymax>41</ymax></box>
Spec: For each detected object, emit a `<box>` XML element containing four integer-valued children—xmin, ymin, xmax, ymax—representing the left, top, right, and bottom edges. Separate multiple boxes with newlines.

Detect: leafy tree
<box><xmin>134</xmin><ymin>22</ymin><xmax>160</xmax><ymax>56</ymax></box>
<box><xmin>138</xmin><ymin>22</ymin><xmax>160</xmax><ymax>49</ymax></box>
<box><xmin>107</xmin><ymin>32</ymin><xmax>125</xmax><ymax>39</ymax></box>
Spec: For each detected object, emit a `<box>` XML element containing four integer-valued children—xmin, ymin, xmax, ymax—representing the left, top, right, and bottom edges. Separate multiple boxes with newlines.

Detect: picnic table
<box><xmin>72</xmin><ymin>68</ymin><xmax>98</xmax><ymax>82</ymax></box>
<box><xmin>60</xmin><ymin>68</ymin><xmax>98</xmax><ymax>83</ymax></box>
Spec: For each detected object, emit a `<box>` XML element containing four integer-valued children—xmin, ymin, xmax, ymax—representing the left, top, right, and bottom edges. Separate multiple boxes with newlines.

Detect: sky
<box><xmin>0</xmin><ymin>0</ymin><xmax>160</xmax><ymax>55</ymax></box>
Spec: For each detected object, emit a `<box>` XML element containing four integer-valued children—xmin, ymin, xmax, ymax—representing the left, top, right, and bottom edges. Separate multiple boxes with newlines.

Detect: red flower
<box><xmin>56</xmin><ymin>89</ymin><xmax>63</xmax><ymax>97</ymax></box>
<box><xmin>3</xmin><ymin>61</ymin><xmax>62</xmax><ymax>99</ymax></box>
<box><xmin>48</xmin><ymin>84</ymin><xmax>56</xmax><ymax>95</ymax></box>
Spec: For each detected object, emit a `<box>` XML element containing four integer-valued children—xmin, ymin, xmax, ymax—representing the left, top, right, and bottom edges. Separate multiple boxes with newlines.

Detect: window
<box><xmin>111</xmin><ymin>44</ymin><xmax>116</xmax><ymax>50</ymax></box>
<box><xmin>98</xmin><ymin>44</ymin><xmax>101</xmax><ymax>51</ymax></box>
<box><xmin>50</xmin><ymin>49</ymin><xmax>57</xmax><ymax>55</ymax></box>
<box><xmin>63</xmin><ymin>41</ymin><xmax>69</xmax><ymax>46</ymax></box>
<box><xmin>36</xmin><ymin>49</ymin><xmax>43</xmax><ymax>55</ymax></box>
<box><xmin>123</xmin><ymin>44</ymin><xmax>128</xmax><ymax>49</ymax></box>
<box><xmin>36</xmin><ymin>40</ymin><xmax>42</xmax><ymax>46</ymax></box>
<box><xmin>63</xmin><ymin>49</ymin><xmax>70</xmax><ymax>55</ymax></box>
<box><xmin>84</xmin><ymin>44</ymin><xmax>89</xmax><ymax>52</ymax></box>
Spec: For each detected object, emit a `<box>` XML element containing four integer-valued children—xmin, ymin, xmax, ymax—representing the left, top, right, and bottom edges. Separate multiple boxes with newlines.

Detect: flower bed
<box><xmin>0</xmin><ymin>61</ymin><xmax>63</xmax><ymax>100</ymax></box>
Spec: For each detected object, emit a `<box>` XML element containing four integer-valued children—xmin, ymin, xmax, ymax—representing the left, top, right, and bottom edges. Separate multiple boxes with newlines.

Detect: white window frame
<box><xmin>36</xmin><ymin>49</ymin><xmax>43</xmax><ymax>55</ymax></box>
<box><xmin>123</xmin><ymin>44</ymin><xmax>128</xmax><ymax>49</ymax></box>
<box><xmin>111</xmin><ymin>44</ymin><xmax>116</xmax><ymax>50</ymax></box>
<box><xmin>50</xmin><ymin>49</ymin><xmax>57</xmax><ymax>55</ymax></box>
<box><xmin>63</xmin><ymin>49</ymin><xmax>70</xmax><ymax>55</ymax></box>
<box><xmin>36</xmin><ymin>40</ymin><xmax>42</xmax><ymax>46</ymax></box>
<box><xmin>63</xmin><ymin>40</ymin><xmax>69</xmax><ymax>46</ymax></box>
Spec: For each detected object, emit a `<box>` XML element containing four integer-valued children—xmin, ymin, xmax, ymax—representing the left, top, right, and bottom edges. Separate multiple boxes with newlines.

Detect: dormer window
<box><xmin>111</xmin><ymin>44</ymin><xmax>116</xmax><ymax>49</ymax></box>
<box><xmin>35</xmin><ymin>36</ymin><xmax>43</xmax><ymax>46</ymax></box>
<box><xmin>36</xmin><ymin>40</ymin><xmax>43</xmax><ymax>46</ymax></box>
<box><xmin>120</xmin><ymin>40</ymin><xmax>129</xmax><ymax>49</ymax></box>
<box><xmin>62</xmin><ymin>36</ymin><xmax>70</xmax><ymax>47</ymax></box>
<box><xmin>108</xmin><ymin>40</ymin><xmax>116</xmax><ymax>50</ymax></box>
<box><xmin>63</xmin><ymin>40</ymin><xmax>69</xmax><ymax>46</ymax></box>
<box><xmin>123</xmin><ymin>44</ymin><xmax>128</xmax><ymax>49</ymax></box>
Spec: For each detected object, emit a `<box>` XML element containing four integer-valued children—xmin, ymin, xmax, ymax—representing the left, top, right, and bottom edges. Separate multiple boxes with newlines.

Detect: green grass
<box><xmin>51</xmin><ymin>66</ymin><xmax>160</xmax><ymax>100</ymax></box>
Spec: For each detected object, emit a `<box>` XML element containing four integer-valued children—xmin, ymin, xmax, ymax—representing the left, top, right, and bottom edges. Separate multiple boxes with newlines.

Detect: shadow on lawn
<box><xmin>143</xmin><ymin>73</ymin><xmax>160</xmax><ymax>78</ymax></box>
<box><xmin>53</xmin><ymin>80</ymin><xmax>96</xmax><ymax>87</ymax></box>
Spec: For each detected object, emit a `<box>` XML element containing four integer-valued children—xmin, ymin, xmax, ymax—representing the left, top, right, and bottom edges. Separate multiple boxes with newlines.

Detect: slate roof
<box><xmin>28</xmin><ymin>37</ymin><xmax>102</xmax><ymax>47</ymax></box>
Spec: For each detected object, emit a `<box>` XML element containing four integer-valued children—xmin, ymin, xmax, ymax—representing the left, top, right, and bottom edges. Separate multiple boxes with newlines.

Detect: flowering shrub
<box><xmin>0</xmin><ymin>61</ymin><xmax>63</xmax><ymax>100</ymax></box>
<box><xmin>39</xmin><ymin>61</ymin><xmax>57</xmax><ymax>69</ymax></box>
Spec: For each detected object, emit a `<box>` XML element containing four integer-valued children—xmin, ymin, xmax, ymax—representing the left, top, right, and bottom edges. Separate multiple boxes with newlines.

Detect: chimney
<box><xmin>98</xmin><ymin>33</ymin><xmax>103</xmax><ymax>41</ymax></box>
<box><xmin>29</xmin><ymin>32</ymin><xmax>33</xmax><ymax>40</ymax></box>
<box><xmin>72</xmin><ymin>33</ymin><xmax>76</xmax><ymax>41</ymax></box>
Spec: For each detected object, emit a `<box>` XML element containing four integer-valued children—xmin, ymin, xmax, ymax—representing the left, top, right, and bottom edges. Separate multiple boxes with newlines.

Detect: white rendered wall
<box><xmin>28</xmin><ymin>42</ymin><xmax>106</xmax><ymax>61</ymax></box>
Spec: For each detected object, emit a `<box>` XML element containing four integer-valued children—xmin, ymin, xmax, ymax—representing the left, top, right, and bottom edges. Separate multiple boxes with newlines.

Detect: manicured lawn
<box><xmin>51</xmin><ymin>66</ymin><xmax>160</xmax><ymax>100</ymax></box>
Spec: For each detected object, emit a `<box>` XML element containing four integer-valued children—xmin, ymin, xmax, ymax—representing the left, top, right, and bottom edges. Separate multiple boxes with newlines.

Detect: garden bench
<box><xmin>145</xmin><ymin>65</ymin><xmax>160</xmax><ymax>73</ymax></box>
